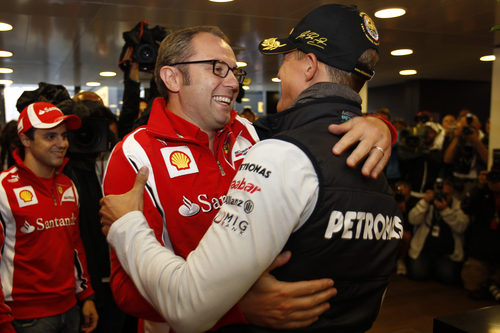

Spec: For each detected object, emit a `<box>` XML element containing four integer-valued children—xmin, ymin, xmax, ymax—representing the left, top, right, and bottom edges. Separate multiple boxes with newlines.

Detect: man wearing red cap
<box><xmin>0</xmin><ymin>102</ymin><xmax>98</xmax><ymax>333</ymax></box>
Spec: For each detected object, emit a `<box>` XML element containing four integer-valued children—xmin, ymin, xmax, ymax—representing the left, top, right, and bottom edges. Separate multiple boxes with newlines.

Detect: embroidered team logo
<box><xmin>260</xmin><ymin>38</ymin><xmax>287</xmax><ymax>51</ymax></box>
<box><xmin>7</xmin><ymin>174</ymin><xmax>19</xmax><ymax>183</ymax></box>
<box><xmin>360</xmin><ymin>12</ymin><xmax>379</xmax><ymax>46</ymax></box>
<box><xmin>14</xmin><ymin>186</ymin><xmax>39</xmax><ymax>208</ymax></box>
<box><xmin>161</xmin><ymin>146</ymin><xmax>199</xmax><ymax>178</ymax></box>
<box><xmin>61</xmin><ymin>187</ymin><xmax>76</xmax><ymax>203</ymax></box>
<box><xmin>20</xmin><ymin>220</ymin><xmax>35</xmax><ymax>234</ymax></box>
<box><xmin>178</xmin><ymin>196</ymin><xmax>201</xmax><ymax>217</ymax></box>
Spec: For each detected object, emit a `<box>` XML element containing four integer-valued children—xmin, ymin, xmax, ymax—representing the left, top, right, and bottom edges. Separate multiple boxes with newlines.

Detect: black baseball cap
<box><xmin>259</xmin><ymin>4</ymin><xmax>380</xmax><ymax>80</ymax></box>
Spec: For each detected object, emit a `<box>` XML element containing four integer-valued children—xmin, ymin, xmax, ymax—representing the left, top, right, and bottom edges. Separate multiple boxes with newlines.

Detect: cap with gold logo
<box><xmin>259</xmin><ymin>4</ymin><xmax>379</xmax><ymax>80</ymax></box>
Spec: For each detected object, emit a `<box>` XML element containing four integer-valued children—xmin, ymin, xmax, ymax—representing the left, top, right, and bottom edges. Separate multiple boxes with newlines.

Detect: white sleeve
<box><xmin>107</xmin><ymin>139</ymin><xmax>319</xmax><ymax>333</ymax></box>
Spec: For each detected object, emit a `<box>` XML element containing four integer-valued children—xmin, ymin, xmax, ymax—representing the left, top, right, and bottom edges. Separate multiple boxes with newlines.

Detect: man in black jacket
<box><xmin>100</xmin><ymin>4</ymin><xmax>402</xmax><ymax>333</ymax></box>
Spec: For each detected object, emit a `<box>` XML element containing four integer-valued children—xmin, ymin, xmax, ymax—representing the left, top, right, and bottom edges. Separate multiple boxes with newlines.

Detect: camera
<box><xmin>119</xmin><ymin>20</ymin><xmax>168</xmax><ymax>72</ymax></box>
<box><xmin>434</xmin><ymin>178</ymin><xmax>444</xmax><ymax>200</ymax></box>
<box><xmin>59</xmin><ymin>100</ymin><xmax>116</xmax><ymax>154</ymax></box>
<box><xmin>462</xmin><ymin>113</ymin><xmax>474</xmax><ymax>136</ymax></box>
<box><xmin>487</xmin><ymin>149</ymin><xmax>500</xmax><ymax>183</ymax></box>
<box><xmin>68</xmin><ymin>117</ymin><xmax>110</xmax><ymax>154</ymax></box>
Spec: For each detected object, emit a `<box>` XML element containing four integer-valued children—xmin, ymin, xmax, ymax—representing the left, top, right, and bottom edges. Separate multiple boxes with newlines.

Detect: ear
<box><xmin>19</xmin><ymin>133</ymin><xmax>31</xmax><ymax>149</ymax></box>
<box><xmin>304</xmin><ymin>53</ymin><xmax>319</xmax><ymax>82</ymax></box>
<box><xmin>159</xmin><ymin>66</ymin><xmax>182</xmax><ymax>93</ymax></box>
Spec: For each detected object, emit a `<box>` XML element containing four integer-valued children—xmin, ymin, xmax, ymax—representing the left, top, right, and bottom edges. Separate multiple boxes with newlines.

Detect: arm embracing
<box><xmin>107</xmin><ymin>140</ymin><xmax>318</xmax><ymax>332</ymax></box>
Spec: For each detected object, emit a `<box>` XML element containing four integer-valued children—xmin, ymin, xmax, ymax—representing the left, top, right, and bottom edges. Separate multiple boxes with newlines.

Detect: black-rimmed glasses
<box><xmin>168</xmin><ymin>59</ymin><xmax>247</xmax><ymax>84</ymax></box>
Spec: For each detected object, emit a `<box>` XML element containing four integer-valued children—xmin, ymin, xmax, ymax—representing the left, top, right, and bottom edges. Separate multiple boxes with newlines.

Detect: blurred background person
<box><xmin>394</xmin><ymin>181</ymin><xmax>419</xmax><ymax>275</ymax></box>
<box><xmin>407</xmin><ymin>179</ymin><xmax>469</xmax><ymax>285</ymax></box>
<box><xmin>239</xmin><ymin>107</ymin><xmax>258</xmax><ymax>123</ymax></box>
<box><xmin>443</xmin><ymin>111</ymin><xmax>487</xmax><ymax>199</ymax></box>
<box><xmin>398</xmin><ymin>119</ymin><xmax>444</xmax><ymax>197</ymax></box>
<box><xmin>460</xmin><ymin>159</ymin><xmax>500</xmax><ymax>301</ymax></box>
<box><xmin>0</xmin><ymin>120</ymin><xmax>21</xmax><ymax>170</ymax></box>
<box><xmin>441</xmin><ymin>114</ymin><xmax>457</xmax><ymax>148</ymax></box>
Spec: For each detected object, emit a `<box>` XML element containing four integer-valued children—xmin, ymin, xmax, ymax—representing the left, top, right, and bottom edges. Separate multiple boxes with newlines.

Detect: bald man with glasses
<box><xmin>102</xmin><ymin>25</ymin><xmax>394</xmax><ymax>333</ymax></box>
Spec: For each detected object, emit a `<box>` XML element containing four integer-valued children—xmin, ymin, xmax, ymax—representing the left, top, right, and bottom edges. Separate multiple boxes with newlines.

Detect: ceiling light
<box><xmin>0</xmin><ymin>67</ymin><xmax>13</xmax><ymax>74</ymax></box>
<box><xmin>271</xmin><ymin>77</ymin><xmax>281</xmax><ymax>82</ymax></box>
<box><xmin>242</xmin><ymin>86</ymin><xmax>250</xmax><ymax>90</ymax></box>
<box><xmin>86</xmin><ymin>81</ymin><xmax>101</xmax><ymax>87</ymax></box>
<box><xmin>209</xmin><ymin>0</ymin><xmax>234</xmax><ymax>2</ymax></box>
<box><xmin>241</xmin><ymin>98</ymin><xmax>250</xmax><ymax>102</ymax></box>
<box><xmin>0</xmin><ymin>51</ymin><xmax>13</xmax><ymax>57</ymax></box>
<box><xmin>236</xmin><ymin>61</ymin><xmax>247</xmax><ymax>67</ymax></box>
<box><xmin>0</xmin><ymin>23</ymin><xmax>13</xmax><ymax>31</ymax></box>
<box><xmin>100</xmin><ymin>71</ymin><xmax>117</xmax><ymax>77</ymax></box>
<box><xmin>391</xmin><ymin>49</ymin><xmax>413</xmax><ymax>56</ymax></box>
<box><xmin>375</xmin><ymin>8</ymin><xmax>406</xmax><ymax>19</ymax></box>
<box><xmin>399</xmin><ymin>69</ymin><xmax>417</xmax><ymax>76</ymax></box>
<box><xmin>0</xmin><ymin>79</ymin><xmax>13</xmax><ymax>85</ymax></box>
<box><xmin>480</xmin><ymin>55</ymin><xmax>495</xmax><ymax>62</ymax></box>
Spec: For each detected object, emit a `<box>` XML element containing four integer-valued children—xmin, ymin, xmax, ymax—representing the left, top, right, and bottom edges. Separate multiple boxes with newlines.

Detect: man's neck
<box><xmin>167</xmin><ymin>100</ymin><xmax>217</xmax><ymax>153</ymax></box>
<box><xmin>23</xmin><ymin>155</ymin><xmax>55</xmax><ymax>179</ymax></box>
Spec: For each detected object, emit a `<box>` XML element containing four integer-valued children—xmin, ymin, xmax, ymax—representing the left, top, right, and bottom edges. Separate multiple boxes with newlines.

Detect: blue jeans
<box><xmin>12</xmin><ymin>305</ymin><xmax>80</xmax><ymax>333</ymax></box>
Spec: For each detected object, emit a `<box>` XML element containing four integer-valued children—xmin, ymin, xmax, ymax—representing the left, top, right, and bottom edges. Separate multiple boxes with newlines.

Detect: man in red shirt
<box><xmin>0</xmin><ymin>102</ymin><xmax>98</xmax><ymax>333</ymax></box>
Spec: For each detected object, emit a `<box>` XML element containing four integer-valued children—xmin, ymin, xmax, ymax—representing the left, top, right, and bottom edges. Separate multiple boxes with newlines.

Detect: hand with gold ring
<box><xmin>328</xmin><ymin>116</ymin><xmax>392</xmax><ymax>179</ymax></box>
<box><xmin>371</xmin><ymin>145</ymin><xmax>385</xmax><ymax>157</ymax></box>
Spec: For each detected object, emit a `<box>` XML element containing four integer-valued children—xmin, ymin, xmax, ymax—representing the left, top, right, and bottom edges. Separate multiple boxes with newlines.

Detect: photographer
<box><xmin>461</xmin><ymin>165</ymin><xmax>500</xmax><ymax>301</ymax></box>
<box><xmin>407</xmin><ymin>178</ymin><xmax>469</xmax><ymax>285</ymax></box>
<box><xmin>443</xmin><ymin>112</ymin><xmax>488</xmax><ymax>198</ymax></box>
<box><xmin>394</xmin><ymin>181</ymin><xmax>419</xmax><ymax>275</ymax></box>
<box><xmin>118</xmin><ymin>21</ymin><xmax>165</xmax><ymax>138</ymax></box>
<box><xmin>397</xmin><ymin>120</ymin><xmax>444</xmax><ymax>196</ymax></box>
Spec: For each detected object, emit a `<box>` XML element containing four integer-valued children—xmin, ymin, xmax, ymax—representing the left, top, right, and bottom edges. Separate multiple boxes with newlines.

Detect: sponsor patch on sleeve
<box><xmin>161</xmin><ymin>146</ymin><xmax>199</xmax><ymax>178</ymax></box>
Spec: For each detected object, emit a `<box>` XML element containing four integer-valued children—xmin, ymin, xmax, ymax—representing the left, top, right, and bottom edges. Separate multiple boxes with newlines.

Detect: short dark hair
<box><xmin>154</xmin><ymin>26</ymin><xmax>231</xmax><ymax>101</ymax></box>
<box><xmin>325</xmin><ymin>48</ymin><xmax>379</xmax><ymax>92</ymax></box>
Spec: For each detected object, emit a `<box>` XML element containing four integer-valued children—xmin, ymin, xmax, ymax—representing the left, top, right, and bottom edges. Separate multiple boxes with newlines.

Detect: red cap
<box><xmin>17</xmin><ymin>102</ymin><xmax>81</xmax><ymax>135</ymax></box>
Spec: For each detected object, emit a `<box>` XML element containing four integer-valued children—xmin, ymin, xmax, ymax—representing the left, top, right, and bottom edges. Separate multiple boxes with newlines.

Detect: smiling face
<box><xmin>175</xmin><ymin>32</ymin><xmax>240</xmax><ymax>134</ymax></box>
<box><xmin>22</xmin><ymin>123</ymin><xmax>69</xmax><ymax>178</ymax></box>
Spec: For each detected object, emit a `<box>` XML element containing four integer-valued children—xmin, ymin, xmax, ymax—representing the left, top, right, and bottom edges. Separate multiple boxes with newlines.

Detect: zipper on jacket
<box><xmin>217</xmin><ymin>160</ymin><xmax>226</xmax><ymax>176</ymax></box>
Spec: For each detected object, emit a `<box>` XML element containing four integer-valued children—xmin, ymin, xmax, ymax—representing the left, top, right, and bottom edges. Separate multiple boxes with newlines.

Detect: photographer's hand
<box><xmin>433</xmin><ymin>197</ymin><xmax>448</xmax><ymax>210</ymax></box>
<box><xmin>424</xmin><ymin>189</ymin><xmax>434</xmax><ymax>203</ymax></box>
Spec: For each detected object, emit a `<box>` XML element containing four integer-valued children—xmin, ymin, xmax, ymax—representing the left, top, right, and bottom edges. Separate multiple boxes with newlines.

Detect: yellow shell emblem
<box><xmin>58</xmin><ymin>186</ymin><xmax>63</xmax><ymax>194</ymax></box>
<box><xmin>19</xmin><ymin>190</ymin><xmax>33</xmax><ymax>203</ymax></box>
<box><xmin>170</xmin><ymin>151</ymin><xmax>191</xmax><ymax>170</ymax></box>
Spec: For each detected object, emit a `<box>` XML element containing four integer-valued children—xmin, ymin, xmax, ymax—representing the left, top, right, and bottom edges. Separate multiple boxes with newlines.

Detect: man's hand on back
<box><xmin>240</xmin><ymin>251</ymin><xmax>337</xmax><ymax>329</ymax></box>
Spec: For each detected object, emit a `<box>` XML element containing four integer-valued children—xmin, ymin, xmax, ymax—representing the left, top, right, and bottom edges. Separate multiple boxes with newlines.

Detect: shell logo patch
<box><xmin>360</xmin><ymin>12</ymin><xmax>379</xmax><ymax>45</ymax></box>
<box><xmin>261</xmin><ymin>38</ymin><xmax>287</xmax><ymax>51</ymax></box>
<box><xmin>161</xmin><ymin>146</ymin><xmax>199</xmax><ymax>178</ymax></box>
<box><xmin>20</xmin><ymin>190</ymin><xmax>33</xmax><ymax>202</ymax></box>
<box><xmin>170</xmin><ymin>151</ymin><xmax>191</xmax><ymax>170</ymax></box>
<box><xmin>14</xmin><ymin>186</ymin><xmax>39</xmax><ymax>208</ymax></box>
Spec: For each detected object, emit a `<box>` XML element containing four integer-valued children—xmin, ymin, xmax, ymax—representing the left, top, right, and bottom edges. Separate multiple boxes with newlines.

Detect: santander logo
<box><xmin>178</xmin><ymin>196</ymin><xmax>201</xmax><ymax>217</ymax></box>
